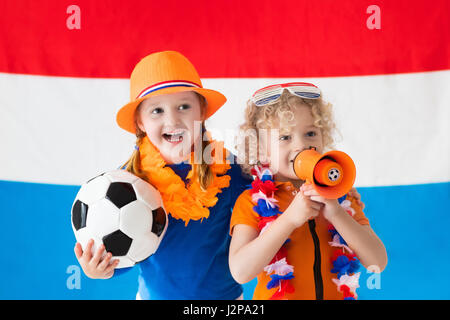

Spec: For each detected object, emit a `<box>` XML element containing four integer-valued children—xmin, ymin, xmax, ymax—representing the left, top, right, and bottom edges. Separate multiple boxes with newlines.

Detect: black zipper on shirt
<box><xmin>308</xmin><ymin>219</ymin><xmax>324</xmax><ymax>300</ymax></box>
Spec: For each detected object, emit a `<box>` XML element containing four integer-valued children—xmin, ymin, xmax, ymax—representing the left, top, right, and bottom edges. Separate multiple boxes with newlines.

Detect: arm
<box><xmin>229</xmin><ymin>191</ymin><xmax>322</xmax><ymax>284</ymax></box>
<box><xmin>229</xmin><ymin>213</ymin><xmax>297</xmax><ymax>284</ymax></box>
<box><xmin>302</xmin><ymin>184</ymin><xmax>387</xmax><ymax>271</ymax></box>
<box><xmin>325</xmin><ymin>209</ymin><xmax>387</xmax><ymax>271</ymax></box>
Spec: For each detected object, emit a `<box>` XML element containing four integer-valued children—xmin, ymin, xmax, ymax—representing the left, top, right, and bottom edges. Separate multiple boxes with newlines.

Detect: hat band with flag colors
<box><xmin>136</xmin><ymin>80</ymin><xmax>202</xmax><ymax>99</ymax></box>
<box><xmin>117</xmin><ymin>51</ymin><xmax>227</xmax><ymax>134</ymax></box>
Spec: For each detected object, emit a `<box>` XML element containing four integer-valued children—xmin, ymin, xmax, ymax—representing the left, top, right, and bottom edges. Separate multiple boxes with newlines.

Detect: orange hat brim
<box><xmin>116</xmin><ymin>86</ymin><xmax>227</xmax><ymax>134</ymax></box>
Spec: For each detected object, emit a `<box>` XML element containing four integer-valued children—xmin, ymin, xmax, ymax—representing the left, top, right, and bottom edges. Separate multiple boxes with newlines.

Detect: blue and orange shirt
<box><xmin>230</xmin><ymin>180</ymin><xmax>370</xmax><ymax>300</ymax></box>
<box><xmin>135</xmin><ymin>157</ymin><xmax>252</xmax><ymax>299</ymax></box>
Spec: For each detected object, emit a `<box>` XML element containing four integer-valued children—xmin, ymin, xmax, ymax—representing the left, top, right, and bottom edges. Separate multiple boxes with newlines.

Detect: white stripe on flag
<box><xmin>0</xmin><ymin>70</ymin><xmax>449</xmax><ymax>186</ymax></box>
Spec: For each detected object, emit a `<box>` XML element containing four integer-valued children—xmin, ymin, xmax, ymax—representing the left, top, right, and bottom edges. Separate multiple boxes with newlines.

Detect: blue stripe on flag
<box><xmin>0</xmin><ymin>180</ymin><xmax>448</xmax><ymax>299</ymax></box>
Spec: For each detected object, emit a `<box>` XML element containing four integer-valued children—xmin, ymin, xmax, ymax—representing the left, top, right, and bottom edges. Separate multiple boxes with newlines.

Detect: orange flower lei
<box><xmin>139</xmin><ymin>136</ymin><xmax>231</xmax><ymax>226</ymax></box>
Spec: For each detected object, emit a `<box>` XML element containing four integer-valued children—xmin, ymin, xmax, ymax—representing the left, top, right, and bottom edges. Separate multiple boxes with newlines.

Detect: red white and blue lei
<box><xmin>250</xmin><ymin>165</ymin><xmax>361</xmax><ymax>300</ymax></box>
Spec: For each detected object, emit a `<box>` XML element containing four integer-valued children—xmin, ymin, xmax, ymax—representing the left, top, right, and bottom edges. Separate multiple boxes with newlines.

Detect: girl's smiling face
<box><xmin>136</xmin><ymin>91</ymin><xmax>204</xmax><ymax>164</ymax></box>
<box><xmin>265</xmin><ymin>104</ymin><xmax>324</xmax><ymax>184</ymax></box>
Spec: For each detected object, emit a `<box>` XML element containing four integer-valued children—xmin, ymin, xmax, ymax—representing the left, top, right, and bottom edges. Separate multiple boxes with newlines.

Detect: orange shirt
<box><xmin>230</xmin><ymin>181</ymin><xmax>370</xmax><ymax>300</ymax></box>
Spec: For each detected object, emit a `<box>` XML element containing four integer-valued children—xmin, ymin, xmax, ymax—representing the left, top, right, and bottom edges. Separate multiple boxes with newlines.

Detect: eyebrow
<box><xmin>177</xmin><ymin>98</ymin><xmax>196</xmax><ymax>104</ymax></box>
<box><xmin>145</xmin><ymin>103</ymin><xmax>162</xmax><ymax>109</ymax></box>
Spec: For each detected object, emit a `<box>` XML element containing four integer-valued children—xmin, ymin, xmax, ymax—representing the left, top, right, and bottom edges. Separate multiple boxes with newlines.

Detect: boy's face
<box><xmin>264</xmin><ymin>104</ymin><xmax>324</xmax><ymax>182</ymax></box>
<box><xmin>137</xmin><ymin>91</ymin><xmax>203</xmax><ymax>164</ymax></box>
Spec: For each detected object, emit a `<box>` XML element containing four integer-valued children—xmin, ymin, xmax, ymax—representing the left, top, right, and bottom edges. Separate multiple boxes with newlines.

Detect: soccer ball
<box><xmin>71</xmin><ymin>170</ymin><xmax>168</xmax><ymax>268</ymax></box>
<box><xmin>328</xmin><ymin>168</ymin><xmax>341</xmax><ymax>182</ymax></box>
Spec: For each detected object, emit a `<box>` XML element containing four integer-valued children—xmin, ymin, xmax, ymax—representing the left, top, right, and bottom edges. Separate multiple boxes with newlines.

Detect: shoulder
<box><xmin>225</xmin><ymin>152</ymin><xmax>251</xmax><ymax>179</ymax></box>
<box><xmin>224</xmin><ymin>152</ymin><xmax>253</xmax><ymax>197</ymax></box>
<box><xmin>235</xmin><ymin>188</ymin><xmax>253</xmax><ymax>204</ymax></box>
<box><xmin>230</xmin><ymin>188</ymin><xmax>260</xmax><ymax>234</ymax></box>
<box><xmin>208</xmin><ymin>146</ymin><xmax>253</xmax><ymax>203</ymax></box>
<box><xmin>229</xmin><ymin>161</ymin><xmax>252</xmax><ymax>183</ymax></box>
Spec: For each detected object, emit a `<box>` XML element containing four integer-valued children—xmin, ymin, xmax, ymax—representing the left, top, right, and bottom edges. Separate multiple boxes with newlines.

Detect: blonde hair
<box><xmin>122</xmin><ymin>92</ymin><xmax>214</xmax><ymax>190</ymax></box>
<box><xmin>236</xmin><ymin>89</ymin><xmax>338</xmax><ymax>175</ymax></box>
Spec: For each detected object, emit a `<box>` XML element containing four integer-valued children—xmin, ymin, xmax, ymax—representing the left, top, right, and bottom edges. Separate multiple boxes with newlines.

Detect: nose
<box><xmin>293</xmin><ymin>145</ymin><xmax>315</xmax><ymax>155</ymax></box>
<box><xmin>291</xmin><ymin>137</ymin><xmax>306</xmax><ymax>154</ymax></box>
<box><xmin>292</xmin><ymin>148</ymin><xmax>302</xmax><ymax>156</ymax></box>
<box><xmin>289</xmin><ymin>147</ymin><xmax>303</xmax><ymax>163</ymax></box>
<box><xmin>290</xmin><ymin>137</ymin><xmax>315</xmax><ymax>160</ymax></box>
<box><xmin>163</xmin><ymin>107</ymin><xmax>179</xmax><ymax>127</ymax></box>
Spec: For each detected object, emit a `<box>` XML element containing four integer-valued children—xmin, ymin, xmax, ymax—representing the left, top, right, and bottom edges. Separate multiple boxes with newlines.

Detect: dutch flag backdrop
<box><xmin>0</xmin><ymin>0</ymin><xmax>449</xmax><ymax>299</ymax></box>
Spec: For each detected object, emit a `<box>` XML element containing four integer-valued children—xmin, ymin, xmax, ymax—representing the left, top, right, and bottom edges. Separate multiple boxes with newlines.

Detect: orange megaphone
<box><xmin>293</xmin><ymin>147</ymin><xmax>356</xmax><ymax>199</ymax></box>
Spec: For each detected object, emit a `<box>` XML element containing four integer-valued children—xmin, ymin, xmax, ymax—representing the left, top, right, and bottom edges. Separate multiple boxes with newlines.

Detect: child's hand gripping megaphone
<box><xmin>292</xmin><ymin>147</ymin><xmax>356</xmax><ymax>199</ymax></box>
<box><xmin>292</xmin><ymin>148</ymin><xmax>357</xmax><ymax>300</ymax></box>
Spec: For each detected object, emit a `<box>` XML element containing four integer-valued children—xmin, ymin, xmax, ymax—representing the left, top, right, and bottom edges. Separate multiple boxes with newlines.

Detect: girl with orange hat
<box><xmin>229</xmin><ymin>84</ymin><xmax>387</xmax><ymax>300</ymax></box>
<box><xmin>73</xmin><ymin>51</ymin><xmax>252</xmax><ymax>299</ymax></box>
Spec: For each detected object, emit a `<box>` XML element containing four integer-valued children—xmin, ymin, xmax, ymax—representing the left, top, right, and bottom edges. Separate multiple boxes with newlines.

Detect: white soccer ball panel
<box><xmin>86</xmin><ymin>198</ymin><xmax>120</xmax><ymax>237</ymax></box>
<box><xmin>76</xmin><ymin>175</ymin><xmax>110</xmax><ymax>205</ymax></box>
<box><xmin>72</xmin><ymin>169</ymin><xmax>168</xmax><ymax>270</ymax></box>
<box><xmin>115</xmin><ymin>256</ymin><xmax>136</xmax><ymax>269</ymax></box>
<box><xmin>119</xmin><ymin>201</ymin><xmax>153</xmax><ymax>238</ymax></box>
<box><xmin>104</xmin><ymin>169</ymin><xmax>138</xmax><ymax>185</ymax></box>
<box><xmin>127</xmin><ymin>232</ymin><xmax>159</xmax><ymax>262</ymax></box>
<box><xmin>73</xmin><ymin>226</ymin><xmax>92</xmax><ymax>247</ymax></box>
<box><xmin>133</xmin><ymin>178</ymin><xmax>162</xmax><ymax>210</ymax></box>
<box><xmin>75</xmin><ymin>229</ymin><xmax>104</xmax><ymax>258</ymax></box>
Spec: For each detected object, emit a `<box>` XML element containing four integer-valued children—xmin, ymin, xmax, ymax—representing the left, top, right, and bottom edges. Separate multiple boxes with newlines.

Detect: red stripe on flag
<box><xmin>0</xmin><ymin>0</ymin><xmax>448</xmax><ymax>78</ymax></box>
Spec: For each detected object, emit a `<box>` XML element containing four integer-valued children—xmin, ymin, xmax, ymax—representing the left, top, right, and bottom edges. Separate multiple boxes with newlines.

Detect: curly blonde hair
<box><xmin>236</xmin><ymin>89</ymin><xmax>338</xmax><ymax>176</ymax></box>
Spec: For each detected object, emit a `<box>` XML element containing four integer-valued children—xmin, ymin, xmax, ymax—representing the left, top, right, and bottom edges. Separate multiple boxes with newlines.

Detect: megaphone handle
<box><xmin>307</xmin><ymin>218</ymin><xmax>324</xmax><ymax>300</ymax></box>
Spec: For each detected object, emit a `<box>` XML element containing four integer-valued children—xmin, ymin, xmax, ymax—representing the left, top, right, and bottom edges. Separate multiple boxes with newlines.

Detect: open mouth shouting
<box><xmin>162</xmin><ymin>129</ymin><xmax>186</xmax><ymax>144</ymax></box>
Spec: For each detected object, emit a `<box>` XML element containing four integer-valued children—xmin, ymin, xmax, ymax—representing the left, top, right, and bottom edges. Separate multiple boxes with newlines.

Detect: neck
<box><xmin>161</xmin><ymin>138</ymin><xmax>200</xmax><ymax>165</ymax></box>
<box><xmin>161</xmin><ymin>152</ymin><xmax>191</xmax><ymax>165</ymax></box>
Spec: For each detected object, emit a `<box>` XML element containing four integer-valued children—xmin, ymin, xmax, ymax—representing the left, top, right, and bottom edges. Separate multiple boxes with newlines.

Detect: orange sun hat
<box><xmin>116</xmin><ymin>51</ymin><xmax>227</xmax><ymax>134</ymax></box>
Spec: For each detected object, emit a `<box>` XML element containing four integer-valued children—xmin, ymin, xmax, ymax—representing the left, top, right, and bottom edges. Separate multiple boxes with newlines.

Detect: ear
<box><xmin>134</xmin><ymin>103</ymin><xmax>146</xmax><ymax>133</ymax></box>
<box><xmin>136</xmin><ymin>117</ymin><xmax>145</xmax><ymax>133</ymax></box>
<box><xmin>197</xmin><ymin>101</ymin><xmax>206</xmax><ymax>122</ymax></box>
<box><xmin>196</xmin><ymin>92</ymin><xmax>207</xmax><ymax>121</ymax></box>
<box><xmin>201</xmin><ymin>108</ymin><xmax>206</xmax><ymax>121</ymax></box>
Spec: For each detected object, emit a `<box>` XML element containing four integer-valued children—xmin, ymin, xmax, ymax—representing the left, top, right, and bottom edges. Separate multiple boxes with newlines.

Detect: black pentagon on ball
<box><xmin>105</xmin><ymin>182</ymin><xmax>137</xmax><ymax>209</ymax></box>
<box><xmin>152</xmin><ymin>207</ymin><xmax>167</xmax><ymax>237</ymax></box>
<box><xmin>72</xmin><ymin>200</ymin><xmax>88</xmax><ymax>231</ymax></box>
<box><xmin>102</xmin><ymin>230</ymin><xmax>133</xmax><ymax>256</ymax></box>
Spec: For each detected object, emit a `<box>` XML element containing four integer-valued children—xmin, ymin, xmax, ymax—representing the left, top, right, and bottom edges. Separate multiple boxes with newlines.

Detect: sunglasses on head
<box><xmin>251</xmin><ymin>82</ymin><xmax>321</xmax><ymax>107</ymax></box>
